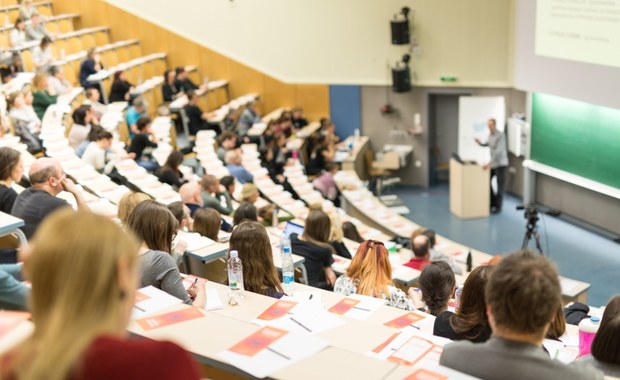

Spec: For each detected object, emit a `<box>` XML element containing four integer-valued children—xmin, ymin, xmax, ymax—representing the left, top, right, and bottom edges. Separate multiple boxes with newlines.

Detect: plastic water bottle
<box><xmin>227</xmin><ymin>250</ymin><xmax>244</xmax><ymax>304</ymax></box>
<box><xmin>578</xmin><ymin>316</ymin><xmax>601</xmax><ymax>356</ymax></box>
<box><xmin>272</xmin><ymin>206</ymin><xmax>279</xmax><ymax>228</ymax></box>
<box><xmin>454</xmin><ymin>286</ymin><xmax>464</xmax><ymax>311</ymax></box>
<box><xmin>281</xmin><ymin>239</ymin><xmax>295</xmax><ymax>294</ymax></box>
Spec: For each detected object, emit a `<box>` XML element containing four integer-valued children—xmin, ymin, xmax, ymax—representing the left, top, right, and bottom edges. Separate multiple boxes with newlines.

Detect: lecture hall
<box><xmin>0</xmin><ymin>0</ymin><xmax>618</xmax><ymax>379</ymax></box>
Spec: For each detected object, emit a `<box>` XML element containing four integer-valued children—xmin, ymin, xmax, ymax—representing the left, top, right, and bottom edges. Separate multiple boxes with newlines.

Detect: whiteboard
<box><xmin>458</xmin><ymin>96</ymin><xmax>505</xmax><ymax>164</ymax></box>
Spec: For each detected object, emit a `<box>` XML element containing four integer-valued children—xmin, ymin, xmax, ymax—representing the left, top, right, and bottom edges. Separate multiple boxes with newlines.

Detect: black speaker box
<box><xmin>391</xmin><ymin>19</ymin><xmax>410</xmax><ymax>45</ymax></box>
<box><xmin>392</xmin><ymin>66</ymin><xmax>411</xmax><ymax>92</ymax></box>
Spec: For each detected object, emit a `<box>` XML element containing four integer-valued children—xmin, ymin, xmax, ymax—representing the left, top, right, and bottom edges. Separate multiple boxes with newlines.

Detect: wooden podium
<box><xmin>449</xmin><ymin>158</ymin><xmax>490</xmax><ymax>219</ymax></box>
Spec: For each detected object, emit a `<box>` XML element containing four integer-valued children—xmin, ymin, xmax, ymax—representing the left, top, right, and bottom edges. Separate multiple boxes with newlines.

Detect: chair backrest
<box><xmin>118</xmin><ymin>119</ymin><xmax>130</xmax><ymax>145</ymax></box>
<box><xmin>94</xmin><ymin>30</ymin><xmax>109</xmax><ymax>46</ymax></box>
<box><xmin>59</xmin><ymin>18</ymin><xmax>74</xmax><ymax>33</ymax></box>
<box><xmin>20</xmin><ymin>49</ymin><xmax>33</xmax><ymax>72</ymax></box>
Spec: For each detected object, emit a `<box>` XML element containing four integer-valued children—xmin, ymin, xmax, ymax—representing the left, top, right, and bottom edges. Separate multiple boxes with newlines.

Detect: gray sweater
<box><xmin>481</xmin><ymin>130</ymin><xmax>508</xmax><ymax>169</ymax></box>
<box><xmin>139</xmin><ymin>250</ymin><xmax>191</xmax><ymax>304</ymax></box>
<box><xmin>440</xmin><ymin>336</ymin><xmax>603</xmax><ymax>380</ymax></box>
<box><xmin>578</xmin><ymin>354</ymin><xmax>620</xmax><ymax>378</ymax></box>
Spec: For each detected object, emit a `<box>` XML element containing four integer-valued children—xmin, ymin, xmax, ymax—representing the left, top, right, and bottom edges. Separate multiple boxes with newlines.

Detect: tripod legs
<box><xmin>522</xmin><ymin>227</ymin><xmax>544</xmax><ymax>255</ymax></box>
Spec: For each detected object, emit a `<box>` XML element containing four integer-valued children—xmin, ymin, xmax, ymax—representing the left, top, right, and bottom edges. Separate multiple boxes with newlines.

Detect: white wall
<box><xmin>104</xmin><ymin>0</ymin><xmax>514</xmax><ymax>86</ymax></box>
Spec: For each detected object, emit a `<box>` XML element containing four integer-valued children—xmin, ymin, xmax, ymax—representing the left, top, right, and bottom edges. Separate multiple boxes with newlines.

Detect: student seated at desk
<box><xmin>193</xmin><ymin>208</ymin><xmax>220</xmax><ymax>242</ymax></box>
<box><xmin>439</xmin><ymin>250</ymin><xmax>602</xmax><ymax>380</ymax></box>
<box><xmin>578</xmin><ymin>296</ymin><xmax>620</xmax><ymax>377</ymax></box>
<box><xmin>108</xmin><ymin>70</ymin><xmax>133</xmax><ymax>103</ymax></box>
<box><xmin>31</xmin><ymin>72</ymin><xmax>58</xmax><ymax>121</ymax></box>
<box><xmin>414</xmin><ymin>228</ymin><xmax>463</xmax><ymax>275</ymax></box>
<box><xmin>220</xmin><ymin>175</ymin><xmax>236</xmax><ymax>201</ymax></box>
<box><xmin>12</xmin><ymin>157</ymin><xmax>89</xmax><ymax>240</ymax></box>
<box><xmin>79</xmin><ymin>48</ymin><xmax>104</xmax><ymax>97</ymax></box>
<box><xmin>328</xmin><ymin>212</ymin><xmax>351</xmax><ymax>259</ymax></box>
<box><xmin>162</xmin><ymin>69</ymin><xmax>180</xmax><ymax>102</ymax></box>
<box><xmin>183</xmin><ymin>90</ymin><xmax>221</xmax><ymax>136</ymax></box>
<box><xmin>306</xmin><ymin>134</ymin><xmax>335</xmax><ymax>176</ymax></box>
<box><xmin>128</xmin><ymin>116</ymin><xmax>159</xmax><ymax>172</ymax></box>
<box><xmin>174</xmin><ymin>66</ymin><xmax>198</xmax><ymax>93</ymax></box>
<box><xmin>32</xmin><ymin>37</ymin><xmax>53</xmax><ymax>73</ymax></box>
<box><xmin>19</xmin><ymin>0</ymin><xmax>36</xmax><ymax>21</ymax></box>
<box><xmin>157</xmin><ymin>151</ymin><xmax>187</xmax><ymax>189</ymax></box>
<box><xmin>82</xmin><ymin>131</ymin><xmax>133</xmax><ymax>174</ymax></box>
<box><xmin>68</xmin><ymin>105</ymin><xmax>95</xmax><ymax>151</ymax></box>
<box><xmin>84</xmin><ymin>88</ymin><xmax>105</xmax><ymax>120</ymax></box>
<box><xmin>411</xmin><ymin>261</ymin><xmax>455</xmax><ymax>316</ymax></box>
<box><xmin>126</xmin><ymin>200</ymin><xmax>205</xmax><ymax>308</ymax></box>
<box><xmin>167</xmin><ymin>201</ymin><xmax>194</xmax><ymax>263</ymax></box>
<box><xmin>224</xmin><ymin>150</ymin><xmax>253</xmax><ymax>184</ymax></box>
<box><xmin>334</xmin><ymin>240</ymin><xmax>416</xmax><ymax>311</ymax></box>
<box><xmin>25</xmin><ymin>13</ymin><xmax>50</xmax><ymax>41</ymax></box>
<box><xmin>261</xmin><ymin>133</ymin><xmax>288</xmax><ymax>181</ymax></box>
<box><xmin>179</xmin><ymin>183</ymin><xmax>232</xmax><ymax>232</ymax></box>
<box><xmin>240</xmin><ymin>183</ymin><xmax>259</xmax><ymax>204</ymax></box>
<box><xmin>0</xmin><ymin>210</ymin><xmax>201</xmax><ymax>380</ymax></box>
<box><xmin>232</xmin><ymin>202</ymin><xmax>258</xmax><ymax>226</ymax></box>
<box><xmin>0</xmin><ymin>263</ymin><xmax>28</xmax><ymax>311</ymax></box>
<box><xmin>291</xmin><ymin>107</ymin><xmax>308</xmax><ymax>130</ymax></box>
<box><xmin>236</xmin><ymin>101</ymin><xmax>260</xmax><ymax>139</ymax></box>
<box><xmin>404</xmin><ymin>235</ymin><xmax>433</xmax><ymax>270</ymax></box>
<box><xmin>200</xmin><ymin>174</ymin><xmax>233</xmax><ymax>215</ymax></box>
<box><xmin>9</xmin><ymin>18</ymin><xmax>27</xmax><ymax>49</ymax></box>
<box><xmin>126</xmin><ymin>97</ymin><xmax>148</xmax><ymax>136</ymax></box>
<box><xmin>290</xmin><ymin>209</ymin><xmax>336</xmax><ymax>290</ymax></box>
<box><xmin>229</xmin><ymin>220</ymin><xmax>285</xmax><ymax>299</ymax></box>
<box><xmin>342</xmin><ymin>221</ymin><xmax>364</xmax><ymax>243</ymax></box>
<box><xmin>117</xmin><ymin>191</ymin><xmax>151</xmax><ymax>225</ymax></box>
<box><xmin>434</xmin><ymin>266</ymin><xmax>492</xmax><ymax>343</ymax></box>
<box><xmin>0</xmin><ymin>147</ymin><xmax>23</xmax><ymax>213</ymax></box>
<box><xmin>313</xmin><ymin>162</ymin><xmax>340</xmax><ymax>206</ymax></box>
<box><xmin>47</xmin><ymin>66</ymin><xmax>72</xmax><ymax>96</ymax></box>
<box><xmin>217</xmin><ymin>132</ymin><xmax>238</xmax><ymax>162</ymax></box>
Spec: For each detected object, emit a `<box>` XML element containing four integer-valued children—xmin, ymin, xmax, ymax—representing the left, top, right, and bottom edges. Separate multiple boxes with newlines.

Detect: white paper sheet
<box><xmin>132</xmin><ymin>286</ymin><xmax>183</xmax><ymax>318</ymax></box>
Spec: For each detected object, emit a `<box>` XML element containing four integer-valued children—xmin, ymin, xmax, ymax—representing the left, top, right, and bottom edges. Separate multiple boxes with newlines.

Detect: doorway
<box><xmin>428</xmin><ymin>93</ymin><xmax>471</xmax><ymax>186</ymax></box>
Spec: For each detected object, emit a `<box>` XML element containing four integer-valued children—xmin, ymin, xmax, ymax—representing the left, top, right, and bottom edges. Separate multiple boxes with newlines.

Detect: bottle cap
<box><xmin>591</xmin><ymin>316</ymin><xmax>601</xmax><ymax>323</ymax></box>
<box><xmin>230</xmin><ymin>250</ymin><xmax>238</xmax><ymax>258</ymax></box>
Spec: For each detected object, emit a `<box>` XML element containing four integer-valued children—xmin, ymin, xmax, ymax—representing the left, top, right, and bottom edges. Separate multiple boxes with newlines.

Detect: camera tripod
<box><xmin>522</xmin><ymin>220</ymin><xmax>543</xmax><ymax>255</ymax></box>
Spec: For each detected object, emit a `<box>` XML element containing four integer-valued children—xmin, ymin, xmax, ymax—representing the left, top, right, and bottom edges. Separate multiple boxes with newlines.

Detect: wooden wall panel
<box><xmin>51</xmin><ymin>0</ymin><xmax>329</xmax><ymax>117</ymax></box>
<box><xmin>263</xmin><ymin>76</ymin><xmax>296</xmax><ymax>115</ymax></box>
<box><xmin>296</xmin><ymin>84</ymin><xmax>330</xmax><ymax>122</ymax></box>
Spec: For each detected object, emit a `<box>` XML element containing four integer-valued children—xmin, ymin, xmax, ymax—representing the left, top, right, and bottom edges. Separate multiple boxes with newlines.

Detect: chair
<box><xmin>66</xmin><ymin>37</ymin><xmax>83</xmax><ymax>55</ymax></box>
<box><xmin>63</xmin><ymin>64</ymin><xmax>77</xmax><ymax>86</ymax></box>
<box><xmin>81</xmin><ymin>33</ymin><xmax>96</xmax><ymax>50</ymax></box>
<box><xmin>129</xmin><ymin>43</ymin><xmax>141</xmax><ymax>59</ymax></box>
<box><xmin>94</xmin><ymin>30</ymin><xmax>109</xmax><ymax>46</ymax></box>
<box><xmin>45</xmin><ymin>21</ymin><xmax>60</xmax><ymax>34</ymax></box>
<box><xmin>102</xmin><ymin>50</ymin><xmax>118</xmax><ymax>67</ymax></box>
<box><xmin>59</xmin><ymin>18</ymin><xmax>74</xmax><ymax>33</ymax></box>
<box><xmin>364</xmin><ymin>149</ymin><xmax>400</xmax><ymax>197</ymax></box>
<box><xmin>116</xmin><ymin>46</ymin><xmax>130</xmax><ymax>63</ymax></box>
<box><xmin>118</xmin><ymin>120</ymin><xmax>130</xmax><ymax>145</ymax></box>
<box><xmin>20</xmin><ymin>49</ymin><xmax>33</xmax><ymax>72</ymax></box>
<box><xmin>36</xmin><ymin>4</ymin><xmax>52</xmax><ymax>17</ymax></box>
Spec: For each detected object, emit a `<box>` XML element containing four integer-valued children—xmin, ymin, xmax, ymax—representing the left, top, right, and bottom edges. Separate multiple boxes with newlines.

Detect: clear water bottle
<box><xmin>228</xmin><ymin>250</ymin><xmax>244</xmax><ymax>304</ymax></box>
<box><xmin>454</xmin><ymin>286</ymin><xmax>464</xmax><ymax>311</ymax></box>
<box><xmin>272</xmin><ymin>206</ymin><xmax>279</xmax><ymax>228</ymax></box>
<box><xmin>281</xmin><ymin>239</ymin><xmax>295</xmax><ymax>294</ymax></box>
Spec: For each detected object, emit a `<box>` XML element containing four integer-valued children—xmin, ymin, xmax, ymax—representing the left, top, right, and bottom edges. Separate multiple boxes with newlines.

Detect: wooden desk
<box><xmin>0</xmin><ymin>212</ymin><xmax>27</xmax><ymax>247</ymax></box>
<box><xmin>338</xmin><ymin>136</ymin><xmax>370</xmax><ymax>180</ymax></box>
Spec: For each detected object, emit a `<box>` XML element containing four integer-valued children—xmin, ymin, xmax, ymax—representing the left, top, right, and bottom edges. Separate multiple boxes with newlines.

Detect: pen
<box><xmin>553</xmin><ymin>348</ymin><xmax>560</xmax><ymax>359</ymax></box>
<box><xmin>353</xmin><ymin>306</ymin><xmax>371</xmax><ymax>312</ymax></box>
<box><xmin>133</xmin><ymin>304</ymin><xmax>146</xmax><ymax>312</ymax></box>
<box><xmin>290</xmin><ymin>317</ymin><xmax>313</xmax><ymax>333</ymax></box>
<box><xmin>267</xmin><ymin>347</ymin><xmax>291</xmax><ymax>360</ymax></box>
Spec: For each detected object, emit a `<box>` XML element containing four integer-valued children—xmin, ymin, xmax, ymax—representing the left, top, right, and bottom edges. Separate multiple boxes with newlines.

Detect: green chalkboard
<box><xmin>531</xmin><ymin>93</ymin><xmax>620</xmax><ymax>189</ymax></box>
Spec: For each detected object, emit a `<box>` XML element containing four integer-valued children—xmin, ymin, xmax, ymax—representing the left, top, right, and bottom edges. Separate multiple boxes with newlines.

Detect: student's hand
<box><xmin>483</xmin><ymin>163</ymin><xmax>490</xmax><ymax>170</ymax></box>
<box><xmin>325</xmin><ymin>267</ymin><xmax>337</xmax><ymax>287</ymax></box>
<box><xmin>175</xmin><ymin>240</ymin><xmax>188</xmax><ymax>255</ymax></box>
<box><xmin>60</xmin><ymin>177</ymin><xmax>79</xmax><ymax>194</ymax></box>
<box><xmin>189</xmin><ymin>279</ymin><xmax>206</xmax><ymax>308</ymax></box>
<box><xmin>408</xmin><ymin>287</ymin><xmax>424</xmax><ymax>308</ymax></box>
<box><xmin>474</xmin><ymin>138</ymin><xmax>482</xmax><ymax>145</ymax></box>
<box><xmin>126</xmin><ymin>152</ymin><xmax>136</xmax><ymax>160</ymax></box>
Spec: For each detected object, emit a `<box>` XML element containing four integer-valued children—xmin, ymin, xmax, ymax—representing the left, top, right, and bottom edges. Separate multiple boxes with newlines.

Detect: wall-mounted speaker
<box><xmin>392</xmin><ymin>65</ymin><xmax>411</xmax><ymax>93</ymax></box>
<box><xmin>391</xmin><ymin>19</ymin><xmax>410</xmax><ymax>45</ymax></box>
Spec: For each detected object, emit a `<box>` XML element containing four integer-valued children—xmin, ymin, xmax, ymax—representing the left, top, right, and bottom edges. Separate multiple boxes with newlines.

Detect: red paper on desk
<box><xmin>328</xmin><ymin>298</ymin><xmax>361</xmax><ymax>315</ymax></box>
<box><xmin>136</xmin><ymin>306</ymin><xmax>204</xmax><ymax>331</ymax></box>
<box><xmin>372</xmin><ymin>332</ymin><xmax>401</xmax><ymax>354</ymax></box>
<box><xmin>134</xmin><ymin>290</ymin><xmax>151</xmax><ymax>303</ymax></box>
<box><xmin>384</xmin><ymin>312</ymin><xmax>425</xmax><ymax>329</ymax></box>
<box><xmin>0</xmin><ymin>311</ymin><xmax>30</xmax><ymax>339</ymax></box>
<box><xmin>256</xmin><ymin>300</ymin><xmax>297</xmax><ymax>321</ymax></box>
<box><xmin>404</xmin><ymin>368</ymin><xmax>448</xmax><ymax>380</ymax></box>
<box><xmin>228</xmin><ymin>326</ymin><xmax>288</xmax><ymax>357</ymax></box>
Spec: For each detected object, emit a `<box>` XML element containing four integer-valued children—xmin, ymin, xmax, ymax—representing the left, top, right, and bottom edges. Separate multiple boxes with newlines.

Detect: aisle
<box><xmin>391</xmin><ymin>184</ymin><xmax>620</xmax><ymax>307</ymax></box>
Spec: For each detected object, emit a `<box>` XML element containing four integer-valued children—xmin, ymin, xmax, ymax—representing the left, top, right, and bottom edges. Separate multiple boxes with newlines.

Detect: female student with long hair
<box><xmin>1</xmin><ymin>210</ymin><xmax>200</xmax><ymax>380</ymax></box>
<box><xmin>334</xmin><ymin>240</ymin><xmax>416</xmax><ymax>310</ymax></box>
<box><xmin>413</xmin><ymin>261</ymin><xmax>455</xmax><ymax>316</ymax></box>
<box><xmin>193</xmin><ymin>207</ymin><xmax>220</xmax><ymax>242</ymax></box>
<box><xmin>126</xmin><ymin>200</ymin><xmax>205</xmax><ymax>308</ymax></box>
<box><xmin>228</xmin><ymin>221</ymin><xmax>284</xmax><ymax>299</ymax></box>
<box><xmin>117</xmin><ymin>191</ymin><xmax>151</xmax><ymax>225</ymax></box>
<box><xmin>433</xmin><ymin>265</ymin><xmax>493</xmax><ymax>342</ymax></box>
<box><xmin>578</xmin><ymin>296</ymin><xmax>620</xmax><ymax>377</ymax></box>
<box><xmin>0</xmin><ymin>147</ymin><xmax>23</xmax><ymax>213</ymax></box>
<box><xmin>290</xmin><ymin>209</ymin><xmax>336</xmax><ymax>290</ymax></box>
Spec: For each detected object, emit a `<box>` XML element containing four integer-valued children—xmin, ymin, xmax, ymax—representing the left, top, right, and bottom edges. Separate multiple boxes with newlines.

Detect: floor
<box><xmin>390</xmin><ymin>183</ymin><xmax>620</xmax><ymax>307</ymax></box>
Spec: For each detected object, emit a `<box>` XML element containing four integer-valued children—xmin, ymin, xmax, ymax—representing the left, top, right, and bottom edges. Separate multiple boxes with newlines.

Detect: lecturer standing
<box><xmin>475</xmin><ymin>118</ymin><xmax>508</xmax><ymax>213</ymax></box>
